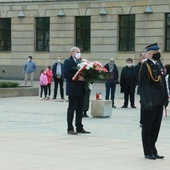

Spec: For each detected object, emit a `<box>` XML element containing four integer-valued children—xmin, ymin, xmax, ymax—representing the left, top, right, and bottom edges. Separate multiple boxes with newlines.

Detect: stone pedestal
<box><xmin>91</xmin><ymin>100</ymin><xmax>112</xmax><ymax>117</ymax></box>
<box><xmin>0</xmin><ymin>86</ymin><xmax>39</xmax><ymax>98</ymax></box>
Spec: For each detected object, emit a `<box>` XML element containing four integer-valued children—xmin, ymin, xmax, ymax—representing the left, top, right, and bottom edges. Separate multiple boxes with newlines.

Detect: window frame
<box><xmin>0</xmin><ymin>18</ymin><xmax>11</xmax><ymax>51</ymax></box>
<box><xmin>165</xmin><ymin>13</ymin><xmax>170</xmax><ymax>51</ymax></box>
<box><xmin>36</xmin><ymin>17</ymin><xmax>50</xmax><ymax>52</ymax></box>
<box><xmin>76</xmin><ymin>16</ymin><xmax>91</xmax><ymax>52</ymax></box>
<box><xmin>119</xmin><ymin>14</ymin><xmax>135</xmax><ymax>51</ymax></box>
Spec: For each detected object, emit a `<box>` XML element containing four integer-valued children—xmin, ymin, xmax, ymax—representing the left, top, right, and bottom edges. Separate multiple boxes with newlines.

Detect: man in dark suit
<box><xmin>52</xmin><ymin>56</ymin><xmax>64</xmax><ymax>99</ymax></box>
<box><xmin>63</xmin><ymin>46</ymin><xmax>91</xmax><ymax>135</ymax></box>
<box><xmin>139</xmin><ymin>43</ymin><xmax>168</xmax><ymax>160</ymax></box>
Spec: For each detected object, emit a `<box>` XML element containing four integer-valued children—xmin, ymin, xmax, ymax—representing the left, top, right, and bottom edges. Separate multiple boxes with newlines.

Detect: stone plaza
<box><xmin>0</xmin><ymin>81</ymin><xmax>170</xmax><ymax>170</ymax></box>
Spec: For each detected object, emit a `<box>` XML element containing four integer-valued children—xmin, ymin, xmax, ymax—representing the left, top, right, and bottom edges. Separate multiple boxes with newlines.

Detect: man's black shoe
<box><xmin>77</xmin><ymin>129</ymin><xmax>91</xmax><ymax>134</ymax></box>
<box><xmin>145</xmin><ymin>155</ymin><xmax>156</xmax><ymax>160</ymax></box>
<box><xmin>131</xmin><ymin>106</ymin><xmax>137</xmax><ymax>108</ymax></box>
<box><xmin>52</xmin><ymin>97</ymin><xmax>56</xmax><ymax>99</ymax></box>
<box><xmin>112</xmin><ymin>105</ymin><xmax>116</xmax><ymax>108</ymax></box>
<box><xmin>68</xmin><ymin>130</ymin><xmax>77</xmax><ymax>135</ymax></box>
<box><xmin>121</xmin><ymin>105</ymin><xmax>127</xmax><ymax>108</ymax></box>
<box><xmin>154</xmin><ymin>154</ymin><xmax>164</xmax><ymax>159</ymax></box>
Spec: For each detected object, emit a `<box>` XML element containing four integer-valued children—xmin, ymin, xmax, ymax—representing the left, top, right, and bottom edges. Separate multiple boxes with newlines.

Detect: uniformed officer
<box><xmin>139</xmin><ymin>43</ymin><xmax>168</xmax><ymax>160</ymax></box>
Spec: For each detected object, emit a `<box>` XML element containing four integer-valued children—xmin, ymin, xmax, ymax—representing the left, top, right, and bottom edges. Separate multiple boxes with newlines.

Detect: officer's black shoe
<box><xmin>145</xmin><ymin>155</ymin><xmax>156</xmax><ymax>160</ymax></box>
<box><xmin>154</xmin><ymin>154</ymin><xmax>164</xmax><ymax>159</ymax></box>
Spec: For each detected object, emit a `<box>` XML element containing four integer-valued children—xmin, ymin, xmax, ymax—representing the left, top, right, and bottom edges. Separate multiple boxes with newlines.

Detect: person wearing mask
<box><xmin>52</xmin><ymin>56</ymin><xmax>65</xmax><ymax>99</ymax></box>
<box><xmin>120</xmin><ymin>58</ymin><xmax>137</xmax><ymax>108</ymax></box>
<box><xmin>63</xmin><ymin>46</ymin><xmax>90</xmax><ymax>135</ymax></box>
<box><xmin>104</xmin><ymin>58</ymin><xmax>119</xmax><ymax>108</ymax></box>
<box><xmin>139</xmin><ymin>43</ymin><xmax>168</xmax><ymax>160</ymax></box>
<box><xmin>134</xmin><ymin>53</ymin><xmax>148</xmax><ymax>127</ymax></box>
<box><xmin>23</xmin><ymin>56</ymin><xmax>36</xmax><ymax>86</ymax></box>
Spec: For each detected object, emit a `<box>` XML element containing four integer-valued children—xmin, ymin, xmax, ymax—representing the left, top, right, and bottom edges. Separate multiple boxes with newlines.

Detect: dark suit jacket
<box><xmin>139</xmin><ymin>59</ymin><xmax>168</xmax><ymax>106</ymax></box>
<box><xmin>52</xmin><ymin>62</ymin><xmax>64</xmax><ymax>79</ymax></box>
<box><xmin>63</xmin><ymin>56</ymin><xmax>85</xmax><ymax>96</ymax></box>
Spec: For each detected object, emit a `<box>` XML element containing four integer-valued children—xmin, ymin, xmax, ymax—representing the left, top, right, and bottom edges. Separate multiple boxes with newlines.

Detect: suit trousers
<box><xmin>142</xmin><ymin>105</ymin><xmax>163</xmax><ymax>156</ymax></box>
<box><xmin>123</xmin><ymin>92</ymin><xmax>135</xmax><ymax>107</ymax></box>
<box><xmin>53</xmin><ymin>77</ymin><xmax>64</xmax><ymax>98</ymax></box>
<box><xmin>67</xmin><ymin>96</ymin><xmax>84</xmax><ymax>131</ymax></box>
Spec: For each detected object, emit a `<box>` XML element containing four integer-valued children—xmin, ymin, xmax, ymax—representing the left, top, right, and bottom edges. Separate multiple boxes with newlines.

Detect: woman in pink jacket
<box><xmin>39</xmin><ymin>69</ymin><xmax>48</xmax><ymax>99</ymax></box>
<box><xmin>46</xmin><ymin>66</ymin><xmax>53</xmax><ymax>99</ymax></box>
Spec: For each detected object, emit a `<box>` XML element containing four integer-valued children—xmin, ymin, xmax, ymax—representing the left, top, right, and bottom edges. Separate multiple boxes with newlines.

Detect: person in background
<box><xmin>23</xmin><ymin>56</ymin><xmax>36</xmax><ymax>86</ymax></box>
<box><xmin>46</xmin><ymin>66</ymin><xmax>53</xmax><ymax>99</ymax></box>
<box><xmin>120</xmin><ymin>58</ymin><xmax>137</xmax><ymax>108</ymax></box>
<box><xmin>134</xmin><ymin>53</ymin><xmax>148</xmax><ymax>127</ymax></box>
<box><xmin>165</xmin><ymin>64</ymin><xmax>170</xmax><ymax>100</ymax></box>
<box><xmin>104</xmin><ymin>58</ymin><xmax>119</xmax><ymax>108</ymax></box>
<box><xmin>82</xmin><ymin>86</ymin><xmax>91</xmax><ymax>117</ymax></box>
<box><xmin>139</xmin><ymin>43</ymin><xmax>168</xmax><ymax>160</ymax></box>
<box><xmin>63</xmin><ymin>46</ymin><xmax>90</xmax><ymax>135</ymax></box>
<box><xmin>39</xmin><ymin>69</ymin><xmax>48</xmax><ymax>100</ymax></box>
<box><xmin>52</xmin><ymin>56</ymin><xmax>65</xmax><ymax>99</ymax></box>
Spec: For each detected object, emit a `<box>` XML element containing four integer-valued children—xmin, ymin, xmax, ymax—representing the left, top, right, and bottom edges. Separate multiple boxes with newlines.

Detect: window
<box><xmin>165</xmin><ymin>14</ymin><xmax>170</xmax><ymax>51</ymax></box>
<box><xmin>0</xmin><ymin>18</ymin><xmax>11</xmax><ymax>51</ymax></box>
<box><xmin>76</xmin><ymin>16</ymin><xmax>91</xmax><ymax>52</ymax></box>
<box><xmin>36</xmin><ymin>17</ymin><xmax>50</xmax><ymax>51</ymax></box>
<box><xmin>119</xmin><ymin>15</ymin><xmax>135</xmax><ymax>51</ymax></box>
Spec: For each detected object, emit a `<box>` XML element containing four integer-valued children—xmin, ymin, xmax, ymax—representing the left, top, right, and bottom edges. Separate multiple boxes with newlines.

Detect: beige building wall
<box><xmin>0</xmin><ymin>0</ymin><xmax>170</xmax><ymax>79</ymax></box>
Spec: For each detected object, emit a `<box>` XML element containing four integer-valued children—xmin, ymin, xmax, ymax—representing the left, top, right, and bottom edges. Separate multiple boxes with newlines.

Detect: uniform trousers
<box><xmin>67</xmin><ymin>96</ymin><xmax>84</xmax><ymax>132</ymax></box>
<box><xmin>142</xmin><ymin>105</ymin><xmax>163</xmax><ymax>156</ymax></box>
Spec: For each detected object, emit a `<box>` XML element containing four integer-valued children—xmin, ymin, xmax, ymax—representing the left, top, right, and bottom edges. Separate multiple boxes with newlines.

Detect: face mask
<box><xmin>127</xmin><ymin>63</ymin><xmax>132</xmax><ymax>67</ymax></box>
<box><xmin>152</xmin><ymin>53</ymin><xmax>161</xmax><ymax>61</ymax></box>
<box><xmin>28</xmin><ymin>59</ymin><xmax>30</xmax><ymax>61</ymax></box>
<box><xmin>57</xmin><ymin>59</ymin><xmax>61</xmax><ymax>63</ymax></box>
<box><xmin>75</xmin><ymin>52</ymin><xmax>81</xmax><ymax>59</ymax></box>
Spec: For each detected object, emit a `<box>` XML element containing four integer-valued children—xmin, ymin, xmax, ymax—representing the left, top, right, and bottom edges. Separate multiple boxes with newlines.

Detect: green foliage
<box><xmin>0</xmin><ymin>81</ymin><xmax>19</xmax><ymax>88</ymax></box>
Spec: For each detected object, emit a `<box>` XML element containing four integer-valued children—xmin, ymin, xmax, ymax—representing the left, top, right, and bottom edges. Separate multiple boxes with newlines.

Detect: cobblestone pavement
<box><xmin>0</xmin><ymin>81</ymin><xmax>170</xmax><ymax>170</ymax></box>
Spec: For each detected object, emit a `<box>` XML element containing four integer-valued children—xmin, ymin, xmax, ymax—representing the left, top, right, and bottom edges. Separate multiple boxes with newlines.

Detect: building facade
<box><xmin>0</xmin><ymin>0</ymin><xmax>170</xmax><ymax>79</ymax></box>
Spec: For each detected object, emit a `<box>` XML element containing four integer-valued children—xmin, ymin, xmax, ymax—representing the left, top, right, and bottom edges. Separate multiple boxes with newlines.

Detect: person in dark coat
<box><xmin>82</xmin><ymin>87</ymin><xmax>91</xmax><ymax>117</ymax></box>
<box><xmin>139</xmin><ymin>43</ymin><xmax>168</xmax><ymax>160</ymax></box>
<box><xmin>120</xmin><ymin>58</ymin><xmax>137</xmax><ymax>108</ymax></box>
<box><xmin>52</xmin><ymin>56</ymin><xmax>65</xmax><ymax>99</ymax></box>
<box><xmin>134</xmin><ymin>53</ymin><xmax>148</xmax><ymax>127</ymax></box>
<box><xmin>63</xmin><ymin>46</ymin><xmax>90</xmax><ymax>135</ymax></box>
<box><xmin>104</xmin><ymin>58</ymin><xmax>119</xmax><ymax>108</ymax></box>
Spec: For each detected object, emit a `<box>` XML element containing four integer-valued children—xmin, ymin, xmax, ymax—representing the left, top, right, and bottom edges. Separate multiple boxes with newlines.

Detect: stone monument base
<box><xmin>91</xmin><ymin>100</ymin><xmax>112</xmax><ymax>117</ymax></box>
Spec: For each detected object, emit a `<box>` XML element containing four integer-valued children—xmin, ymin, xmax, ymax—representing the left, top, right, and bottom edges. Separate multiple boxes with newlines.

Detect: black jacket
<box><xmin>120</xmin><ymin>66</ymin><xmax>137</xmax><ymax>93</ymax></box>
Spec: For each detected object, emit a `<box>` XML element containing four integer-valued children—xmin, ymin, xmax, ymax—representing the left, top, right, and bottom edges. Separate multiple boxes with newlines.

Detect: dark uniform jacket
<box><xmin>63</xmin><ymin>56</ymin><xmax>85</xmax><ymax>96</ymax></box>
<box><xmin>139</xmin><ymin>59</ymin><xmax>168</xmax><ymax>107</ymax></box>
